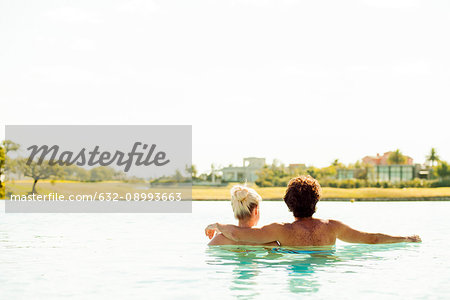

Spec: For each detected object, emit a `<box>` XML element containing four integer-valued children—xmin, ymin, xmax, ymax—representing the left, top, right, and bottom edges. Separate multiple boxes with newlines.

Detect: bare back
<box><xmin>275</xmin><ymin>218</ymin><xmax>337</xmax><ymax>246</ymax></box>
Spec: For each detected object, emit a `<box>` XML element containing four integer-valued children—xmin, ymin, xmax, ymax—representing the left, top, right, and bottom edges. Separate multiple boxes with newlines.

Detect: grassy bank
<box><xmin>4</xmin><ymin>181</ymin><xmax>450</xmax><ymax>201</ymax></box>
<box><xmin>192</xmin><ymin>186</ymin><xmax>450</xmax><ymax>200</ymax></box>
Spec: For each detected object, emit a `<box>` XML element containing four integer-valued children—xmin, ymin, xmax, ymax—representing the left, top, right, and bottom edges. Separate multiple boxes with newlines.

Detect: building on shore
<box><xmin>362</xmin><ymin>152</ymin><xmax>414</xmax><ymax>166</ymax></box>
<box><xmin>221</xmin><ymin>157</ymin><xmax>265</xmax><ymax>182</ymax></box>
<box><xmin>337</xmin><ymin>169</ymin><xmax>355</xmax><ymax>180</ymax></box>
<box><xmin>338</xmin><ymin>152</ymin><xmax>430</xmax><ymax>182</ymax></box>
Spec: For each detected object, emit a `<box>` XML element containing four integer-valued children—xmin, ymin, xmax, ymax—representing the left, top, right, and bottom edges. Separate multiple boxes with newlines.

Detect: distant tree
<box><xmin>435</xmin><ymin>161</ymin><xmax>449</xmax><ymax>180</ymax></box>
<box><xmin>89</xmin><ymin>166</ymin><xmax>116</xmax><ymax>182</ymax></box>
<box><xmin>319</xmin><ymin>165</ymin><xmax>337</xmax><ymax>179</ymax></box>
<box><xmin>426</xmin><ymin>148</ymin><xmax>440</xmax><ymax>167</ymax></box>
<box><xmin>1</xmin><ymin>141</ymin><xmax>20</xmax><ymax>198</ymax></box>
<box><xmin>255</xmin><ymin>164</ymin><xmax>290</xmax><ymax>187</ymax></box>
<box><xmin>192</xmin><ymin>165</ymin><xmax>197</xmax><ymax>178</ymax></box>
<box><xmin>354</xmin><ymin>166</ymin><xmax>367</xmax><ymax>180</ymax></box>
<box><xmin>2</xmin><ymin>140</ymin><xmax>20</xmax><ymax>153</ymax></box>
<box><xmin>306</xmin><ymin>166</ymin><xmax>320</xmax><ymax>179</ymax></box>
<box><xmin>288</xmin><ymin>165</ymin><xmax>306</xmax><ymax>176</ymax></box>
<box><xmin>271</xmin><ymin>159</ymin><xmax>281</xmax><ymax>168</ymax></box>
<box><xmin>0</xmin><ymin>146</ymin><xmax>5</xmax><ymax>177</ymax></box>
<box><xmin>210</xmin><ymin>164</ymin><xmax>221</xmax><ymax>183</ymax></box>
<box><xmin>76</xmin><ymin>167</ymin><xmax>90</xmax><ymax>181</ymax></box>
<box><xmin>351</xmin><ymin>161</ymin><xmax>372</xmax><ymax>180</ymax></box>
<box><xmin>174</xmin><ymin>169</ymin><xmax>184</xmax><ymax>182</ymax></box>
<box><xmin>16</xmin><ymin>158</ymin><xmax>63</xmax><ymax>194</ymax></box>
<box><xmin>388</xmin><ymin>149</ymin><xmax>407</xmax><ymax>165</ymax></box>
<box><xmin>149</xmin><ymin>169</ymin><xmax>191</xmax><ymax>185</ymax></box>
<box><xmin>0</xmin><ymin>145</ymin><xmax>5</xmax><ymax>198</ymax></box>
<box><xmin>331</xmin><ymin>159</ymin><xmax>345</xmax><ymax>168</ymax></box>
<box><xmin>185</xmin><ymin>164</ymin><xmax>198</xmax><ymax>180</ymax></box>
<box><xmin>60</xmin><ymin>165</ymin><xmax>90</xmax><ymax>181</ymax></box>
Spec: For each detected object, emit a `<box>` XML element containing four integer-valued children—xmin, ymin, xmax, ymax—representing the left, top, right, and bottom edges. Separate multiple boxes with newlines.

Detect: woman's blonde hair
<box><xmin>230</xmin><ymin>185</ymin><xmax>261</xmax><ymax>219</ymax></box>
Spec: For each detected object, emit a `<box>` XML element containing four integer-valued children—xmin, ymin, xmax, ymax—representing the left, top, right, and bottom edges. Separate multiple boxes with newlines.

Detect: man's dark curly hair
<box><xmin>283</xmin><ymin>175</ymin><xmax>322</xmax><ymax>218</ymax></box>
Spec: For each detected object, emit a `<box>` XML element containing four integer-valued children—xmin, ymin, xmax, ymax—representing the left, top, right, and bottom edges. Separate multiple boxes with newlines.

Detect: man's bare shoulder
<box><xmin>326</xmin><ymin>219</ymin><xmax>347</xmax><ymax>231</ymax></box>
<box><xmin>327</xmin><ymin>219</ymin><xmax>345</xmax><ymax>226</ymax></box>
<box><xmin>261</xmin><ymin>222</ymin><xmax>287</xmax><ymax>230</ymax></box>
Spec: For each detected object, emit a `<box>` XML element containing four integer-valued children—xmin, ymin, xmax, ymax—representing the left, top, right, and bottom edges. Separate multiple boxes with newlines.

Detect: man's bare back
<box><xmin>276</xmin><ymin>218</ymin><xmax>336</xmax><ymax>246</ymax></box>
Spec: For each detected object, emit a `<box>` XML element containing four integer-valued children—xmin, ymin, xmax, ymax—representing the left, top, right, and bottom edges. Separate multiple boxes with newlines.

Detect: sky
<box><xmin>1</xmin><ymin>0</ymin><xmax>449</xmax><ymax>173</ymax></box>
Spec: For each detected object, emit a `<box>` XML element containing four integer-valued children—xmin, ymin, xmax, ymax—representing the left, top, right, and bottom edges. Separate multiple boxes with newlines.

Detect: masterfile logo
<box><xmin>4</xmin><ymin>125</ymin><xmax>192</xmax><ymax>213</ymax></box>
<box><xmin>26</xmin><ymin>142</ymin><xmax>170</xmax><ymax>172</ymax></box>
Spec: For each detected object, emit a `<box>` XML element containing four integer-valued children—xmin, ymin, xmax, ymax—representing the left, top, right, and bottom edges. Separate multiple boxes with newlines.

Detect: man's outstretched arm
<box><xmin>205</xmin><ymin>223</ymin><xmax>282</xmax><ymax>244</ymax></box>
<box><xmin>331</xmin><ymin>220</ymin><xmax>421</xmax><ymax>244</ymax></box>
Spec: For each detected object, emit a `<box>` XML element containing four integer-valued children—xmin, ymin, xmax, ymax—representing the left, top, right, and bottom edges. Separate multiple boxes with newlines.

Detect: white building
<box><xmin>221</xmin><ymin>157</ymin><xmax>265</xmax><ymax>182</ymax></box>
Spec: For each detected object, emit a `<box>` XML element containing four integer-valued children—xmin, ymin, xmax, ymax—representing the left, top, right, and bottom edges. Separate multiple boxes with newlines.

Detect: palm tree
<box><xmin>332</xmin><ymin>159</ymin><xmax>340</xmax><ymax>167</ymax></box>
<box><xmin>426</xmin><ymin>148</ymin><xmax>440</xmax><ymax>167</ymax></box>
<box><xmin>388</xmin><ymin>149</ymin><xmax>406</xmax><ymax>165</ymax></box>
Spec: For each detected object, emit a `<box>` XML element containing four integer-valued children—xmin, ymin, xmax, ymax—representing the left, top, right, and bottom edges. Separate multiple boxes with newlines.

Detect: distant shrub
<box><xmin>403</xmin><ymin>179</ymin><xmax>431</xmax><ymax>188</ymax></box>
<box><xmin>256</xmin><ymin>174</ymin><xmax>442</xmax><ymax>189</ymax></box>
<box><xmin>255</xmin><ymin>180</ymin><xmax>273</xmax><ymax>187</ymax></box>
<box><xmin>327</xmin><ymin>180</ymin><xmax>338</xmax><ymax>188</ymax></box>
<box><xmin>430</xmin><ymin>179</ymin><xmax>450</xmax><ymax>187</ymax></box>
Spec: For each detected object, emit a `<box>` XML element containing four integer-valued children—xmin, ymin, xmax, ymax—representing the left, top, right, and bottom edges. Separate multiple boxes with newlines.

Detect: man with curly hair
<box><xmin>205</xmin><ymin>175</ymin><xmax>421</xmax><ymax>246</ymax></box>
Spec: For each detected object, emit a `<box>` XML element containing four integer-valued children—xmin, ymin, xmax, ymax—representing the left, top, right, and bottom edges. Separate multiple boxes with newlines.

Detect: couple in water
<box><xmin>205</xmin><ymin>175</ymin><xmax>421</xmax><ymax>246</ymax></box>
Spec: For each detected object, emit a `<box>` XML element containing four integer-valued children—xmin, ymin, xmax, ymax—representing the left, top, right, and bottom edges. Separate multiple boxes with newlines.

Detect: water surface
<box><xmin>1</xmin><ymin>201</ymin><xmax>449</xmax><ymax>299</ymax></box>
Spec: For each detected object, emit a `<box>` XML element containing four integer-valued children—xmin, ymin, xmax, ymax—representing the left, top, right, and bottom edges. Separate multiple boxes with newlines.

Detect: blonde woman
<box><xmin>207</xmin><ymin>185</ymin><xmax>279</xmax><ymax>246</ymax></box>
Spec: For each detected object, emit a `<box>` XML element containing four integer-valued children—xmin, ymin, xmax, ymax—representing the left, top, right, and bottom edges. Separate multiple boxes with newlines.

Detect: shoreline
<box><xmin>193</xmin><ymin>196</ymin><xmax>450</xmax><ymax>201</ymax></box>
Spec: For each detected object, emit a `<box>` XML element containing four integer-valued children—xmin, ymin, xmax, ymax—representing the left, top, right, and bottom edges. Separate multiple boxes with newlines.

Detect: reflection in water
<box><xmin>206</xmin><ymin>247</ymin><xmax>265</xmax><ymax>299</ymax></box>
<box><xmin>206</xmin><ymin>244</ymin><xmax>417</xmax><ymax>295</ymax></box>
<box><xmin>284</xmin><ymin>254</ymin><xmax>337</xmax><ymax>293</ymax></box>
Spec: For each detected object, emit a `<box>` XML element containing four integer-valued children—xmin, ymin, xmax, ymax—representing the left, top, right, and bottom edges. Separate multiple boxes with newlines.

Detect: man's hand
<box><xmin>205</xmin><ymin>223</ymin><xmax>220</xmax><ymax>239</ymax></box>
<box><xmin>405</xmin><ymin>235</ymin><xmax>422</xmax><ymax>243</ymax></box>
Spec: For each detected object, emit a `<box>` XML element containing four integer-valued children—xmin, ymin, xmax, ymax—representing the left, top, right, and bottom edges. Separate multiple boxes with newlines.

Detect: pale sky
<box><xmin>1</xmin><ymin>0</ymin><xmax>449</xmax><ymax>173</ymax></box>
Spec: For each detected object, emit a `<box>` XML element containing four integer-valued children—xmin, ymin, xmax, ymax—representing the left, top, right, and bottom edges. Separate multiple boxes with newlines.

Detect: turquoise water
<box><xmin>1</xmin><ymin>201</ymin><xmax>449</xmax><ymax>299</ymax></box>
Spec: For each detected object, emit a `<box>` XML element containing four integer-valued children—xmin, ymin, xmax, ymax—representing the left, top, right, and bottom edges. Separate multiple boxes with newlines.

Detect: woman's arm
<box><xmin>205</xmin><ymin>223</ymin><xmax>282</xmax><ymax>244</ymax></box>
<box><xmin>207</xmin><ymin>232</ymin><xmax>279</xmax><ymax>246</ymax></box>
<box><xmin>208</xmin><ymin>233</ymin><xmax>230</xmax><ymax>246</ymax></box>
<box><xmin>331</xmin><ymin>220</ymin><xmax>421</xmax><ymax>244</ymax></box>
